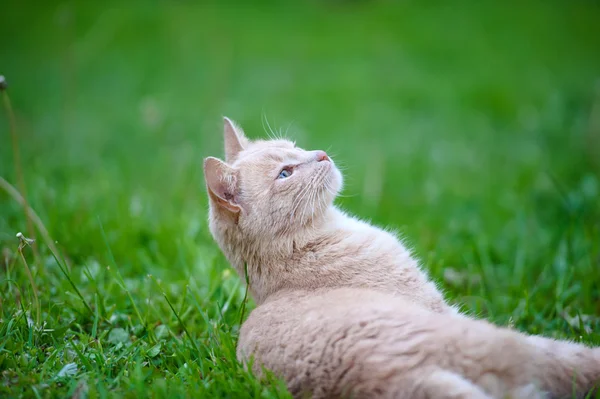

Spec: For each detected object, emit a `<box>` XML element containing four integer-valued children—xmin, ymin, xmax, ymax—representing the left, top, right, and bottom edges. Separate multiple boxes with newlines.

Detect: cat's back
<box><xmin>237</xmin><ymin>288</ymin><xmax>523</xmax><ymax>399</ymax></box>
<box><xmin>328</xmin><ymin>207</ymin><xmax>399</xmax><ymax>247</ymax></box>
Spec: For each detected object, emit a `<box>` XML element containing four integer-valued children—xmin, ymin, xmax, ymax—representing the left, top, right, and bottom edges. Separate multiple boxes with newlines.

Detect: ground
<box><xmin>1</xmin><ymin>0</ymin><xmax>599</xmax><ymax>398</ymax></box>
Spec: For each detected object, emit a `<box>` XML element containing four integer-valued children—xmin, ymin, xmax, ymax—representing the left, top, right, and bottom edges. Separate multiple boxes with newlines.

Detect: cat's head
<box><xmin>203</xmin><ymin>117</ymin><xmax>343</xmax><ymax>240</ymax></box>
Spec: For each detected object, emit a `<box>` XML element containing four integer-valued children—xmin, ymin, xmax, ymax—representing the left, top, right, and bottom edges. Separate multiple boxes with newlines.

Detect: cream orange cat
<box><xmin>204</xmin><ymin>117</ymin><xmax>599</xmax><ymax>398</ymax></box>
<box><xmin>205</xmin><ymin>117</ymin><xmax>450</xmax><ymax>312</ymax></box>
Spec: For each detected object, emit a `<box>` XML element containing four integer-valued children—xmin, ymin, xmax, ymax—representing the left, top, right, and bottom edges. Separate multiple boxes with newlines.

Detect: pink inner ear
<box><xmin>204</xmin><ymin>157</ymin><xmax>241</xmax><ymax>214</ymax></box>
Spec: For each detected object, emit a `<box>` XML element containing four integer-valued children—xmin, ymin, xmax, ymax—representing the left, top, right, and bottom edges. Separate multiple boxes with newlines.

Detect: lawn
<box><xmin>1</xmin><ymin>0</ymin><xmax>600</xmax><ymax>397</ymax></box>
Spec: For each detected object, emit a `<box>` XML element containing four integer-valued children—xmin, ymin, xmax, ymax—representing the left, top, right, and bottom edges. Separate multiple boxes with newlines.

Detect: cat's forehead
<box><xmin>248</xmin><ymin>139</ymin><xmax>296</xmax><ymax>152</ymax></box>
<box><xmin>235</xmin><ymin>139</ymin><xmax>301</xmax><ymax>165</ymax></box>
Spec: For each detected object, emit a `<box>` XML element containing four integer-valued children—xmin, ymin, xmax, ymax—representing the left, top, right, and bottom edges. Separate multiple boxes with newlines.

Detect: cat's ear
<box><xmin>223</xmin><ymin>116</ymin><xmax>248</xmax><ymax>163</ymax></box>
<box><xmin>203</xmin><ymin>156</ymin><xmax>242</xmax><ymax>215</ymax></box>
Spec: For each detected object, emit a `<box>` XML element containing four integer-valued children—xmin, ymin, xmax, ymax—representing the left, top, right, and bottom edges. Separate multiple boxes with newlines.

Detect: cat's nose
<box><xmin>315</xmin><ymin>150</ymin><xmax>330</xmax><ymax>162</ymax></box>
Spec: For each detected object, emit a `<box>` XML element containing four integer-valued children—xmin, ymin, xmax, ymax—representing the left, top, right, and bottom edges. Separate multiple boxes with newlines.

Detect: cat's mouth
<box><xmin>314</xmin><ymin>158</ymin><xmax>334</xmax><ymax>179</ymax></box>
<box><xmin>315</xmin><ymin>159</ymin><xmax>342</xmax><ymax>196</ymax></box>
<box><xmin>318</xmin><ymin>158</ymin><xmax>332</xmax><ymax>168</ymax></box>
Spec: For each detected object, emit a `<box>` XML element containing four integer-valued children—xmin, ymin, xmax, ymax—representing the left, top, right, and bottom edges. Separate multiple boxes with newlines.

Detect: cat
<box><xmin>205</xmin><ymin>117</ymin><xmax>451</xmax><ymax>313</ymax></box>
<box><xmin>204</xmin><ymin>117</ymin><xmax>600</xmax><ymax>398</ymax></box>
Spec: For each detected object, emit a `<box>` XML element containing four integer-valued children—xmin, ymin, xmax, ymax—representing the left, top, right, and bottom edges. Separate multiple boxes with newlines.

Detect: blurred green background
<box><xmin>1</xmin><ymin>0</ymin><xmax>600</xmax><ymax>397</ymax></box>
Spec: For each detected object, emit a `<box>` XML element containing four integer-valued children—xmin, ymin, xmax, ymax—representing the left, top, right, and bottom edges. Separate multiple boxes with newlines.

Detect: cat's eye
<box><xmin>278</xmin><ymin>168</ymin><xmax>292</xmax><ymax>179</ymax></box>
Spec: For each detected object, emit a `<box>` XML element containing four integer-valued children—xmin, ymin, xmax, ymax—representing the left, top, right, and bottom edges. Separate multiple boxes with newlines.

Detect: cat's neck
<box><xmin>218</xmin><ymin>206</ymin><xmax>381</xmax><ymax>301</ymax></box>
<box><xmin>227</xmin><ymin>206</ymin><xmax>342</xmax><ymax>263</ymax></box>
<box><xmin>215</xmin><ymin>205</ymin><xmax>450</xmax><ymax>313</ymax></box>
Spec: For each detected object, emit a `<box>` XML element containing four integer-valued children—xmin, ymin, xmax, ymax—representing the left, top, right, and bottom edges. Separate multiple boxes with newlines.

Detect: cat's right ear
<box><xmin>203</xmin><ymin>157</ymin><xmax>242</xmax><ymax>216</ymax></box>
<box><xmin>223</xmin><ymin>116</ymin><xmax>248</xmax><ymax>163</ymax></box>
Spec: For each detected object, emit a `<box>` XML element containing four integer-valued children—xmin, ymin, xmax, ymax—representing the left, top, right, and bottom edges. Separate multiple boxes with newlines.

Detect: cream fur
<box><xmin>240</xmin><ymin>288</ymin><xmax>600</xmax><ymax>399</ymax></box>
<box><xmin>204</xmin><ymin>117</ymin><xmax>600</xmax><ymax>398</ymax></box>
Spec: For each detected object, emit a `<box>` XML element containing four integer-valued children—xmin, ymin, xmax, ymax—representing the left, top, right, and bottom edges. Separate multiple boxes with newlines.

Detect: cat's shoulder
<box><xmin>329</xmin><ymin>206</ymin><xmax>401</xmax><ymax>241</ymax></box>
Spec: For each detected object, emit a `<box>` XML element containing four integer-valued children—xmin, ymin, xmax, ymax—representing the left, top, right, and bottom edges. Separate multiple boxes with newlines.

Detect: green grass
<box><xmin>1</xmin><ymin>0</ymin><xmax>600</xmax><ymax>397</ymax></box>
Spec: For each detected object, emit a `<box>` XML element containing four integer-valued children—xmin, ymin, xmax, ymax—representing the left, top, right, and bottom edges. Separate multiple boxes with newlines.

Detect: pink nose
<box><xmin>315</xmin><ymin>150</ymin><xmax>330</xmax><ymax>162</ymax></box>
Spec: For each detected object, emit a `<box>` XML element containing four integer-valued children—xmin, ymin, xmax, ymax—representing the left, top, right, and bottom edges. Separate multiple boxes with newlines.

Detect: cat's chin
<box><xmin>316</xmin><ymin>166</ymin><xmax>343</xmax><ymax>211</ymax></box>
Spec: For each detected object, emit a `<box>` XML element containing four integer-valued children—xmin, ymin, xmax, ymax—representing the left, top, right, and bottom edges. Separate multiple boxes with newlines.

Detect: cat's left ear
<box><xmin>203</xmin><ymin>157</ymin><xmax>242</xmax><ymax>215</ymax></box>
<box><xmin>223</xmin><ymin>116</ymin><xmax>248</xmax><ymax>163</ymax></box>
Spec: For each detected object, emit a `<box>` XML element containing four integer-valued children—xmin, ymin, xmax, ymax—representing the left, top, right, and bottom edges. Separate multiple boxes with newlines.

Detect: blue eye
<box><xmin>278</xmin><ymin>168</ymin><xmax>292</xmax><ymax>179</ymax></box>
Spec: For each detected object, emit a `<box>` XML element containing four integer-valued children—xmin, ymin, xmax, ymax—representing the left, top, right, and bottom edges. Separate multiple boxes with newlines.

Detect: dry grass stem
<box><xmin>0</xmin><ymin>176</ymin><xmax>62</xmax><ymax>262</ymax></box>
<box><xmin>1</xmin><ymin>77</ymin><xmax>40</xmax><ymax>263</ymax></box>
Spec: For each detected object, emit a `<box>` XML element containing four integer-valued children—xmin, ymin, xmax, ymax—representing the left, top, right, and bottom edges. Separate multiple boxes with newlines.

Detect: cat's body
<box><xmin>240</xmin><ymin>288</ymin><xmax>600</xmax><ymax>399</ymax></box>
<box><xmin>204</xmin><ymin>117</ymin><xmax>600</xmax><ymax>398</ymax></box>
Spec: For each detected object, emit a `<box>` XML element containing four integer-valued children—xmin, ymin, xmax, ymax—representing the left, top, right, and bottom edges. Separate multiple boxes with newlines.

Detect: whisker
<box><xmin>303</xmin><ymin>181</ymin><xmax>318</xmax><ymax>221</ymax></box>
<box><xmin>334</xmin><ymin>192</ymin><xmax>357</xmax><ymax>198</ymax></box>
<box><xmin>309</xmin><ymin>188</ymin><xmax>320</xmax><ymax>227</ymax></box>
<box><xmin>302</xmin><ymin>171</ymin><xmax>324</xmax><ymax>226</ymax></box>
<box><xmin>306</xmin><ymin>169</ymin><xmax>330</xmax><ymax>226</ymax></box>
<box><xmin>264</xmin><ymin>115</ymin><xmax>278</xmax><ymax>140</ymax></box>
<box><xmin>299</xmin><ymin>187</ymin><xmax>312</xmax><ymax>226</ymax></box>
<box><xmin>261</xmin><ymin>112</ymin><xmax>278</xmax><ymax>140</ymax></box>
<box><xmin>290</xmin><ymin>181</ymin><xmax>314</xmax><ymax>223</ymax></box>
<box><xmin>314</xmin><ymin>189</ymin><xmax>327</xmax><ymax>227</ymax></box>
<box><xmin>284</xmin><ymin>121</ymin><xmax>295</xmax><ymax>139</ymax></box>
